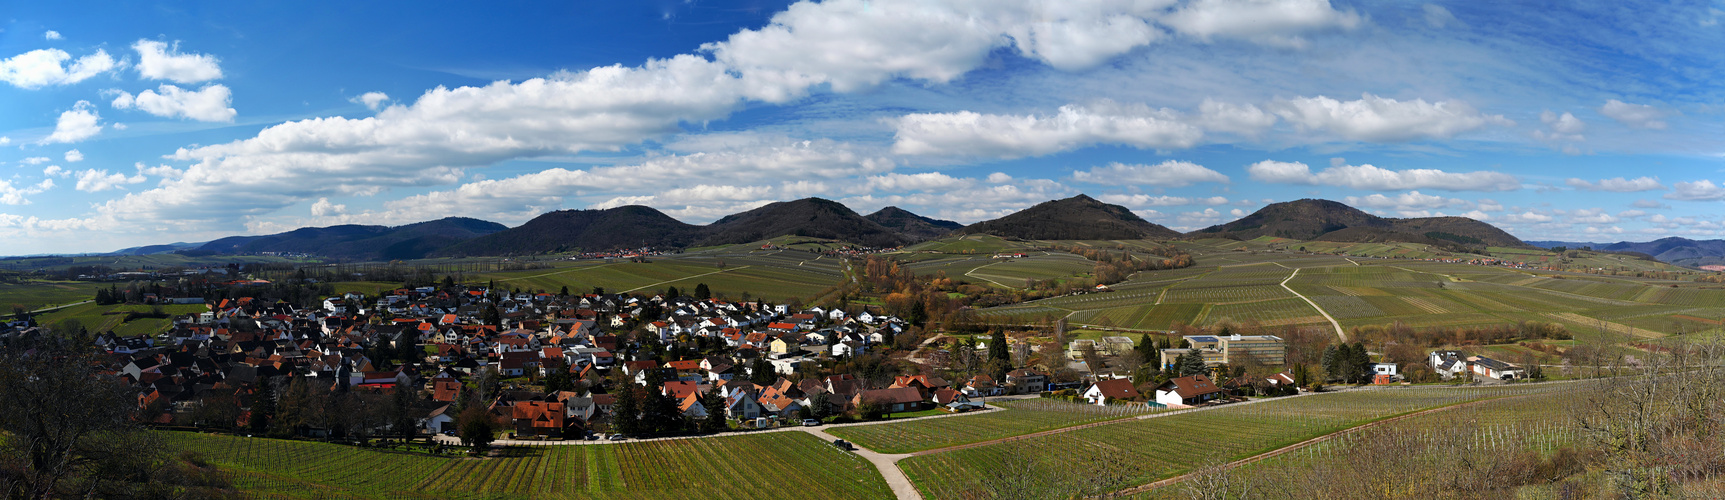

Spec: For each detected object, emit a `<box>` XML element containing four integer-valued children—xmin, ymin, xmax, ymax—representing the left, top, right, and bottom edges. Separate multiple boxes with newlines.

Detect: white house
<box><xmin>1429</xmin><ymin>350</ymin><xmax>1469</xmax><ymax>379</ymax></box>
<box><xmin>1082</xmin><ymin>378</ymin><xmax>1138</xmax><ymax>406</ymax></box>
<box><xmin>424</xmin><ymin>405</ymin><xmax>456</xmax><ymax>433</ymax></box>
<box><xmin>1468</xmin><ymin>355</ymin><xmax>1526</xmax><ymax>380</ymax></box>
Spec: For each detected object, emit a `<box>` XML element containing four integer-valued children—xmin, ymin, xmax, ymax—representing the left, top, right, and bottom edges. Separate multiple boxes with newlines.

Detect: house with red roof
<box><xmin>512</xmin><ymin>401</ymin><xmax>566</xmax><ymax>439</ymax></box>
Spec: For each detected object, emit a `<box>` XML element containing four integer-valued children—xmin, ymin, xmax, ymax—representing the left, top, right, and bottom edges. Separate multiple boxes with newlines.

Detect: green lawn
<box><xmin>163</xmin><ymin>430</ymin><xmax>891</xmax><ymax>500</ymax></box>
<box><xmin>34</xmin><ymin>302</ymin><xmax>207</xmax><ymax>335</ymax></box>
<box><xmin>0</xmin><ymin>280</ymin><xmax>104</xmax><ymax>312</ymax></box>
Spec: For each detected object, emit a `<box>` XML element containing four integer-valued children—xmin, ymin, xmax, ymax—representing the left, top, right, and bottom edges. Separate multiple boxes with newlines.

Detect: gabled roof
<box><xmin>1089</xmin><ymin>378</ymin><xmax>1138</xmax><ymax>400</ymax></box>
<box><xmin>1160</xmin><ymin>375</ymin><xmax>1222</xmax><ymax>399</ymax></box>
<box><xmin>855</xmin><ymin>387</ymin><xmax>924</xmax><ymax>405</ymax></box>
<box><xmin>511</xmin><ymin>401</ymin><xmax>565</xmax><ymax>428</ymax></box>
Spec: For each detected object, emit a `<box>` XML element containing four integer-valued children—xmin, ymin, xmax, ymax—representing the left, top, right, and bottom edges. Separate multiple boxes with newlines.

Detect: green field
<box><xmin>975</xmin><ymin>240</ymin><xmax>1725</xmax><ymax>340</ymax></box>
<box><xmin>826</xmin><ymin>399</ymin><xmax>1162</xmax><ymax>454</ymax></box>
<box><xmin>0</xmin><ymin>280</ymin><xmax>105</xmax><ymax>312</ymax></box>
<box><xmin>34</xmin><ymin>302</ymin><xmax>209</xmax><ymax>335</ymax></box>
<box><xmin>899</xmin><ymin>385</ymin><xmax>1567</xmax><ymax>499</ymax></box>
<box><xmin>164</xmin><ymin>431</ymin><xmax>891</xmax><ymax>500</ymax></box>
<box><xmin>469</xmin><ymin>248</ymin><xmax>844</xmax><ymax>302</ymax></box>
<box><xmin>1130</xmin><ymin>388</ymin><xmax>1585</xmax><ymax>499</ymax></box>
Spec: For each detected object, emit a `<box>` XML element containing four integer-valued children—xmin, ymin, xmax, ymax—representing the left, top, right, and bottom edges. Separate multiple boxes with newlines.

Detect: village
<box><xmin>0</xmin><ymin>277</ymin><xmax>1538</xmax><ymax>451</ymax></box>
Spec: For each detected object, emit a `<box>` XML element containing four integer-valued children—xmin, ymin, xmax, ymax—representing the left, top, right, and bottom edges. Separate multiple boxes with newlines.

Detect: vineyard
<box><xmin>469</xmin><ymin>248</ymin><xmax>844</xmax><ymax>301</ymax></box>
<box><xmin>1130</xmin><ymin>389</ymin><xmax>1589</xmax><ymax>499</ymax></box>
<box><xmin>826</xmin><ymin>399</ymin><xmax>1163</xmax><ymax>454</ymax></box>
<box><xmin>899</xmin><ymin>385</ymin><xmax>1568</xmax><ymax>499</ymax></box>
<box><xmin>163</xmin><ymin>431</ymin><xmax>891</xmax><ymax>500</ymax></box>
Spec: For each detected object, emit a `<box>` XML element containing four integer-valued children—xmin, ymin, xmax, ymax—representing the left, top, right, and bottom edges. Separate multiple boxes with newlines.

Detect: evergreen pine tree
<box><xmin>702</xmin><ymin>392</ymin><xmax>729</xmax><ymax>433</ymax></box>
<box><xmin>1320</xmin><ymin>345</ymin><xmax>1340</xmax><ymax>381</ymax></box>
<box><xmin>694</xmin><ymin>283</ymin><xmax>711</xmax><ymax>300</ymax></box>
<box><xmin>988</xmin><ymin>330</ymin><xmax>1009</xmax><ymax>363</ymax></box>
<box><xmin>666</xmin><ymin>286</ymin><xmax>680</xmax><ymax>299</ymax></box>
<box><xmin>1178</xmin><ymin>352</ymin><xmax>1208</xmax><ymax>377</ymax></box>
<box><xmin>612</xmin><ymin>385</ymin><xmax>641</xmax><ymax>436</ymax></box>
<box><xmin>1350</xmin><ymin>342</ymin><xmax>1371</xmax><ymax>384</ymax></box>
<box><xmin>249</xmin><ymin>379</ymin><xmax>275</xmax><ymax>434</ymax></box>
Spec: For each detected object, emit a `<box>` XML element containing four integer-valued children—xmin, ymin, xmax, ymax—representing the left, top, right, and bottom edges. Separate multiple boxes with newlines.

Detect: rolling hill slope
<box><xmin>959</xmin><ymin>194</ymin><xmax>1182</xmax><ymax>240</ymax></box>
<box><xmin>1192</xmin><ymin>199</ymin><xmax>1529</xmax><ymax>249</ymax></box>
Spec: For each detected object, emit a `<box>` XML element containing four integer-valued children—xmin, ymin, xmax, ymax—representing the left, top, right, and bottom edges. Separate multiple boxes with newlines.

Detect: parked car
<box><xmin>608</xmin><ymin>434</ymin><xmax>628</xmax><ymax>441</ymax></box>
<box><xmin>442</xmin><ymin>430</ymin><xmax>457</xmax><ymax>437</ymax></box>
<box><xmin>801</xmin><ymin>419</ymin><xmax>821</xmax><ymax>427</ymax></box>
<box><xmin>830</xmin><ymin>439</ymin><xmax>852</xmax><ymax>450</ymax></box>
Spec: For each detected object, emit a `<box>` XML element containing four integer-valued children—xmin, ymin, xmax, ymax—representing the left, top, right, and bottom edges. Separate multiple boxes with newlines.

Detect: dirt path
<box><xmin>1280</xmin><ymin>267</ymin><xmax>1347</xmax><ymax>341</ymax></box>
<box><xmin>619</xmin><ymin>266</ymin><xmax>751</xmax><ymax>293</ymax></box>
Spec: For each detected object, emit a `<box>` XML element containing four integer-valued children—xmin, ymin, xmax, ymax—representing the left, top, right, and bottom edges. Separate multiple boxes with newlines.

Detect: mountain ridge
<box><xmin>959</xmin><ymin>194</ymin><xmax>1182</xmax><ymax>240</ymax></box>
<box><xmin>1190</xmin><ymin>199</ymin><xmax>1530</xmax><ymax>249</ymax></box>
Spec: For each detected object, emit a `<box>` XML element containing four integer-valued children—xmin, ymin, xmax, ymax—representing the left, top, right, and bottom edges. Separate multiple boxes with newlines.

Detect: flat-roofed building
<box><xmin>1215</xmin><ymin>334</ymin><xmax>1285</xmax><ymax>366</ymax></box>
<box><xmin>1163</xmin><ymin>334</ymin><xmax>1286</xmax><ymax>368</ymax></box>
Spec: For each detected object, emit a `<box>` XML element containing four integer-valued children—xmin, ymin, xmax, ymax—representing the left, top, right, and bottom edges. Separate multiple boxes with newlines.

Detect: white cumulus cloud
<box><xmin>351</xmin><ymin>92</ymin><xmax>390</xmax><ymax>111</ymax></box>
<box><xmin>44</xmin><ymin>31</ymin><xmax>63</xmax><ymax>41</ymax></box>
<box><xmin>1667</xmin><ymin>180</ymin><xmax>1725</xmax><ymax>201</ymax></box>
<box><xmin>310</xmin><ymin>198</ymin><xmax>348</xmax><ymax>217</ymax></box>
<box><xmin>1344</xmin><ymin>191</ymin><xmax>1470</xmax><ymax>210</ymax></box>
<box><xmin>74</xmin><ymin>168</ymin><xmax>146</xmax><ymax>192</ymax></box>
<box><xmin>892</xmin><ymin>100</ymin><xmax>1202</xmax><ymax>158</ymax></box>
<box><xmin>1195</xmin><ymin>99</ymin><xmax>1277</xmax><ymax>136</ymax></box>
<box><xmin>0</xmin><ymin>179</ymin><xmax>54</xmax><ymax>205</ymax></box>
<box><xmin>0</xmin><ymin>49</ymin><xmax>117</xmax><ymax>89</ymax></box>
<box><xmin>41</xmin><ymin>101</ymin><xmax>103</xmax><ymax>144</ymax></box>
<box><xmin>1599</xmin><ymin>99</ymin><xmax>1669</xmax><ymax>130</ymax></box>
<box><xmin>132</xmin><ymin>40</ymin><xmax>223</xmax><ymax>83</ymax></box>
<box><xmin>1270</xmin><ymin>93</ymin><xmax>1510</xmax><ymax>142</ymax></box>
<box><xmin>1071</xmin><ymin>161</ymin><xmax>1229</xmax><ymax>187</ymax></box>
<box><xmin>1565</xmin><ymin>176</ymin><xmax>1664</xmax><ymax>192</ymax></box>
<box><xmin>63</xmin><ymin>149</ymin><xmax>84</xmax><ymax>162</ymax></box>
<box><xmin>1247</xmin><ymin>160</ymin><xmax>1519</xmax><ymax>191</ymax></box>
<box><xmin>1162</xmin><ymin>0</ymin><xmax>1363</xmax><ymax>47</ymax></box>
<box><xmin>111</xmin><ymin>84</ymin><xmax>236</xmax><ymax>122</ymax></box>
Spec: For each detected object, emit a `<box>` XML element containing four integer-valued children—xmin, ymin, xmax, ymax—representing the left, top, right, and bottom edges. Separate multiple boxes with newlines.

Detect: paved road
<box><xmin>798</xmin><ymin>427</ymin><xmax>920</xmax><ymax>500</ymax></box>
<box><xmin>25</xmin><ymin>299</ymin><xmax>92</xmax><ymax>314</ymax></box>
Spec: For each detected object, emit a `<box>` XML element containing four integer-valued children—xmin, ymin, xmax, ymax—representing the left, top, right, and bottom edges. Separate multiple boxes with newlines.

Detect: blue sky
<box><xmin>4</xmin><ymin>0</ymin><xmax>1725</xmax><ymax>254</ymax></box>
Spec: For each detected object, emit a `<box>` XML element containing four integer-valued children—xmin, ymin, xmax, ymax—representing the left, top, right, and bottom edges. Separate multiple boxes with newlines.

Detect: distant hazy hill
<box><xmin>1528</xmin><ymin>237</ymin><xmax>1725</xmax><ymax>268</ymax></box>
<box><xmin>865</xmin><ymin>206</ymin><xmax>962</xmax><ymax>240</ymax></box>
<box><xmin>959</xmin><ymin>194</ymin><xmax>1182</xmax><ymax>240</ymax></box>
<box><xmin>435</xmin><ymin>206</ymin><xmax>704</xmax><ymax>257</ymax></box>
<box><xmin>699</xmin><ymin>198</ymin><xmax>910</xmax><ymax>248</ymax></box>
<box><xmin>1192</xmin><ymin>199</ymin><xmax>1529</xmax><ymax>249</ymax></box>
<box><xmin>194</xmin><ymin>217</ymin><xmax>507</xmax><ymax>260</ymax></box>
<box><xmin>109</xmin><ymin>242</ymin><xmax>204</xmax><ymax>256</ymax></box>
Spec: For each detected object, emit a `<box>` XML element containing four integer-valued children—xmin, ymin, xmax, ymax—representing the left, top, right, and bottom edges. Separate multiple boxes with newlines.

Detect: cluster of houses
<box><xmin>1428</xmin><ymin>350</ymin><xmax>1527</xmax><ymax>381</ymax></box>
<box><xmin>55</xmin><ymin>284</ymin><xmax>982</xmax><ymax>439</ymax></box>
